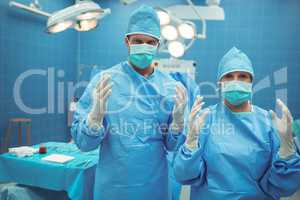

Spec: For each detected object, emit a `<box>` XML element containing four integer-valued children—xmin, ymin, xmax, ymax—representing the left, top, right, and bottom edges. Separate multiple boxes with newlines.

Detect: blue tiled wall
<box><xmin>1</xmin><ymin>0</ymin><xmax>300</xmax><ymax>147</ymax></box>
<box><xmin>78</xmin><ymin>0</ymin><xmax>300</xmax><ymax>118</ymax></box>
<box><xmin>0</xmin><ymin>0</ymin><xmax>78</xmax><ymax>146</ymax></box>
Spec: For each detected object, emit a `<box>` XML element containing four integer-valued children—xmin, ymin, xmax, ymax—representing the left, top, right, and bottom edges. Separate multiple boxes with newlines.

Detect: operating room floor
<box><xmin>0</xmin><ymin>182</ymin><xmax>69</xmax><ymax>200</ymax></box>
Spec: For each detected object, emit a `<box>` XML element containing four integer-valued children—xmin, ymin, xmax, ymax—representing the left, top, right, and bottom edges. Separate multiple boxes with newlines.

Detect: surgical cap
<box><xmin>217</xmin><ymin>47</ymin><xmax>254</xmax><ymax>81</ymax></box>
<box><xmin>126</xmin><ymin>5</ymin><xmax>161</xmax><ymax>40</ymax></box>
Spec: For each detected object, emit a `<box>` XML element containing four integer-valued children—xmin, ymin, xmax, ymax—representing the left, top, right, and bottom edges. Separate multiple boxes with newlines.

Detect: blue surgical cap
<box><xmin>126</xmin><ymin>5</ymin><xmax>161</xmax><ymax>40</ymax></box>
<box><xmin>217</xmin><ymin>47</ymin><xmax>254</xmax><ymax>81</ymax></box>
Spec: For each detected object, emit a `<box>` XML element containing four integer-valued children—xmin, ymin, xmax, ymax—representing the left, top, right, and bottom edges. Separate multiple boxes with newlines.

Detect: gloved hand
<box><xmin>170</xmin><ymin>84</ymin><xmax>187</xmax><ymax>133</ymax></box>
<box><xmin>185</xmin><ymin>96</ymin><xmax>210</xmax><ymax>150</ymax></box>
<box><xmin>87</xmin><ymin>74</ymin><xmax>113</xmax><ymax>128</ymax></box>
<box><xmin>270</xmin><ymin>99</ymin><xmax>296</xmax><ymax>159</ymax></box>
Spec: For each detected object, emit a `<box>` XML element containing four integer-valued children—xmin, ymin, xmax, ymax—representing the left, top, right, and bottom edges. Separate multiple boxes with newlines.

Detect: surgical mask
<box><xmin>129</xmin><ymin>43</ymin><xmax>157</xmax><ymax>69</ymax></box>
<box><xmin>221</xmin><ymin>80</ymin><xmax>252</xmax><ymax>106</ymax></box>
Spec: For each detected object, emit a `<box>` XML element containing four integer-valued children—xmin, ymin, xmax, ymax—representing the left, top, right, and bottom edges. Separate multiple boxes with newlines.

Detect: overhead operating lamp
<box><xmin>155</xmin><ymin>7</ymin><xmax>198</xmax><ymax>58</ymax></box>
<box><xmin>9</xmin><ymin>0</ymin><xmax>111</xmax><ymax>33</ymax></box>
<box><xmin>47</xmin><ymin>1</ymin><xmax>111</xmax><ymax>33</ymax></box>
<box><xmin>155</xmin><ymin>0</ymin><xmax>225</xmax><ymax>58</ymax></box>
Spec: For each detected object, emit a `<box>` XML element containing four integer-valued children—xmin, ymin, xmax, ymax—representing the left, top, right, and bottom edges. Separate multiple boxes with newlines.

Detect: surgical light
<box><xmin>76</xmin><ymin>11</ymin><xmax>101</xmax><ymax>20</ymax></box>
<box><xmin>75</xmin><ymin>19</ymin><xmax>98</xmax><ymax>32</ymax></box>
<box><xmin>10</xmin><ymin>0</ymin><xmax>111</xmax><ymax>33</ymax></box>
<box><xmin>178</xmin><ymin>23</ymin><xmax>196</xmax><ymax>39</ymax></box>
<box><xmin>206</xmin><ymin>0</ymin><xmax>221</xmax><ymax>6</ymax></box>
<box><xmin>161</xmin><ymin>25</ymin><xmax>178</xmax><ymax>41</ymax></box>
<box><xmin>156</xmin><ymin>10</ymin><xmax>170</xmax><ymax>25</ymax></box>
<box><xmin>47</xmin><ymin>1</ymin><xmax>110</xmax><ymax>33</ymax></box>
<box><xmin>155</xmin><ymin>0</ymin><xmax>225</xmax><ymax>58</ymax></box>
<box><xmin>48</xmin><ymin>21</ymin><xmax>73</xmax><ymax>33</ymax></box>
<box><xmin>168</xmin><ymin>41</ymin><xmax>185</xmax><ymax>58</ymax></box>
<box><xmin>155</xmin><ymin>7</ymin><xmax>195</xmax><ymax>58</ymax></box>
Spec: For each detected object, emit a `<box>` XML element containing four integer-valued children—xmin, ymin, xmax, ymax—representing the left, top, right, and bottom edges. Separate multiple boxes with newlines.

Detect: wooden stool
<box><xmin>2</xmin><ymin>118</ymin><xmax>31</xmax><ymax>153</ymax></box>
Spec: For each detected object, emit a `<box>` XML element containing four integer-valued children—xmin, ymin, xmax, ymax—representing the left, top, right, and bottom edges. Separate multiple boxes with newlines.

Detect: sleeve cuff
<box><xmin>277</xmin><ymin>151</ymin><xmax>299</xmax><ymax>161</ymax></box>
<box><xmin>168</xmin><ymin>129</ymin><xmax>181</xmax><ymax>140</ymax></box>
<box><xmin>85</xmin><ymin>119</ymin><xmax>105</xmax><ymax>137</ymax></box>
<box><xmin>182</xmin><ymin>143</ymin><xmax>201</xmax><ymax>156</ymax></box>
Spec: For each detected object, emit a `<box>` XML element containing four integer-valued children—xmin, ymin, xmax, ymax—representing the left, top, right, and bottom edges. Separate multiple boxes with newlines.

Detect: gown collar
<box><xmin>219</xmin><ymin>102</ymin><xmax>253</xmax><ymax>117</ymax></box>
<box><xmin>123</xmin><ymin>61</ymin><xmax>157</xmax><ymax>81</ymax></box>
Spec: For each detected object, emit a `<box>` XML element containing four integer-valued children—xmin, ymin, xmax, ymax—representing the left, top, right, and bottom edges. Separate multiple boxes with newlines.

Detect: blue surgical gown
<box><xmin>71</xmin><ymin>61</ymin><xmax>184</xmax><ymax>200</ymax></box>
<box><xmin>174</xmin><ymin>103</ymin><xmax>300</xmax><ymax>200</ymax></box>
<box><xmin>168</xmin><ymin>72</ymin><xmax>199</xmax><ymax>200</ymax></box>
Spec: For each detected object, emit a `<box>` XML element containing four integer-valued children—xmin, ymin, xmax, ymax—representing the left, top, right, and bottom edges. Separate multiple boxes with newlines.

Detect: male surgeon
<box><xmin>71</xmin><ymin>5</ymin><xmax>187</xmax><ymax>200</ymax></box>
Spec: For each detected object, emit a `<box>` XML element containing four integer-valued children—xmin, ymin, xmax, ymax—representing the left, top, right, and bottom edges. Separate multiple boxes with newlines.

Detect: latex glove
<box><xmin>185</xmin><ymin>96</ymin><xmax>210</xmax><ymax>150</ymax></box>
<box><xmin>270</xmin><ymin>99</ymin><xmax>296</xmax><ymax>159</ymax></box>
<box><xmin>170</xmin><ymin>84</ymin><xmax>187</xmax><ymax>133</ymax></box>
<box><xmin>87</xmin><ymin>74</ymin><xmax>113</xmax><ymax>128</ymax></box>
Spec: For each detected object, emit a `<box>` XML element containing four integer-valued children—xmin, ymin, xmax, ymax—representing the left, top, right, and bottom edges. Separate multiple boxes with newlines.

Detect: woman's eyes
<box><xmin>147</xmin><ymin>41</ymin><xmax>157</xmax><ymax>46</ymax></box>
<box><xmin>224</xmin><ymin>74</ymin><xmax>234</xmax><ymax>80</ymax></box>
<box><xmin>132</xmin><ymin>40</ymin><xmax>144</xmax><ymax>44</ymax></box>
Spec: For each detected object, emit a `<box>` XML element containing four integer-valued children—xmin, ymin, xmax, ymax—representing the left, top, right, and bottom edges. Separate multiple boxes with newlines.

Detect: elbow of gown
<box><xmin>173</xmin><ymin>145</ymin><xmax>206</xmax><ymax>186</ymax></box>
<box><xmin>71</xmin><ymin>116</ymin><xmax>106</xmax><ymax>152</ymax></box>
<box><xmin>164</xmin><ymin>131</ymin><xmax>185</xmax><ymax>151</ymax></box>
<box><xmin>259</xmin><ymin>153</ymin><xmax>300</xmax><ymax>199</ymax></box>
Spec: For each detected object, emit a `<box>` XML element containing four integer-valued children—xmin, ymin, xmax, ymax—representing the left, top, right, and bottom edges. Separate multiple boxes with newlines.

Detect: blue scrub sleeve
<box><xmin>173</xmin><ymin>144</ymin><xmax>206</xmax><ymax>186</ymax></box>
<box><xmin>71</xmin><ymin>73</ymin><xmax>107</xmax><ymax>152</ymax></box>
<box><xmin>259</xmin><ymin>128</ymin><xmax>300</xmax><ymax>199</ymax></box>
<box><xmin>295</xmin><ymin>137</ymin><xmax>300</xmax><ymax>154</ymax></box>
<box><xmin>164</xmin><ymin>131</ymin><xmax>182</xmax><ymax>151</ymax></box>
<box><xmin>172</xmin><ymin>104</ymin><xmax>212</xmax><ymax>186</ymax></box>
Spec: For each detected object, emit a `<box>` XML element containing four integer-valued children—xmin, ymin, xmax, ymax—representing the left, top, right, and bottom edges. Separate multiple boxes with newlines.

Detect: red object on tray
<box><xmin>39</xmin><ymin>145</ymin><xmax>47</xmax><ymax>154</ymax></box>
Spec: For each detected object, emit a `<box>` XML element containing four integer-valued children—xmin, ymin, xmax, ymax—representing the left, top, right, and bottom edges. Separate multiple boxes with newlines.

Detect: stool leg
<box><xmin>3</xmin><ymin>122</ymin><xmax>12</xmax><ymax>153</ymax></box>
<box><xmin>26</xmin><ymin>122</ymin><xmax>31</xmax><ymax>146</ymax></box>
<box><xmin>18</xmin><ymin>122</ymin><xmax>22</xmax><ymax>146</ymax></box>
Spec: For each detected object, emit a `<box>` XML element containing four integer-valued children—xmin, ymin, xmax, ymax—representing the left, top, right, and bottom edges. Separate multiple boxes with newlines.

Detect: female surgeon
<box><xmin>173</xmin><ymin>47</ymin><xmax>300</xmax><ymax>200</ymax></box>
